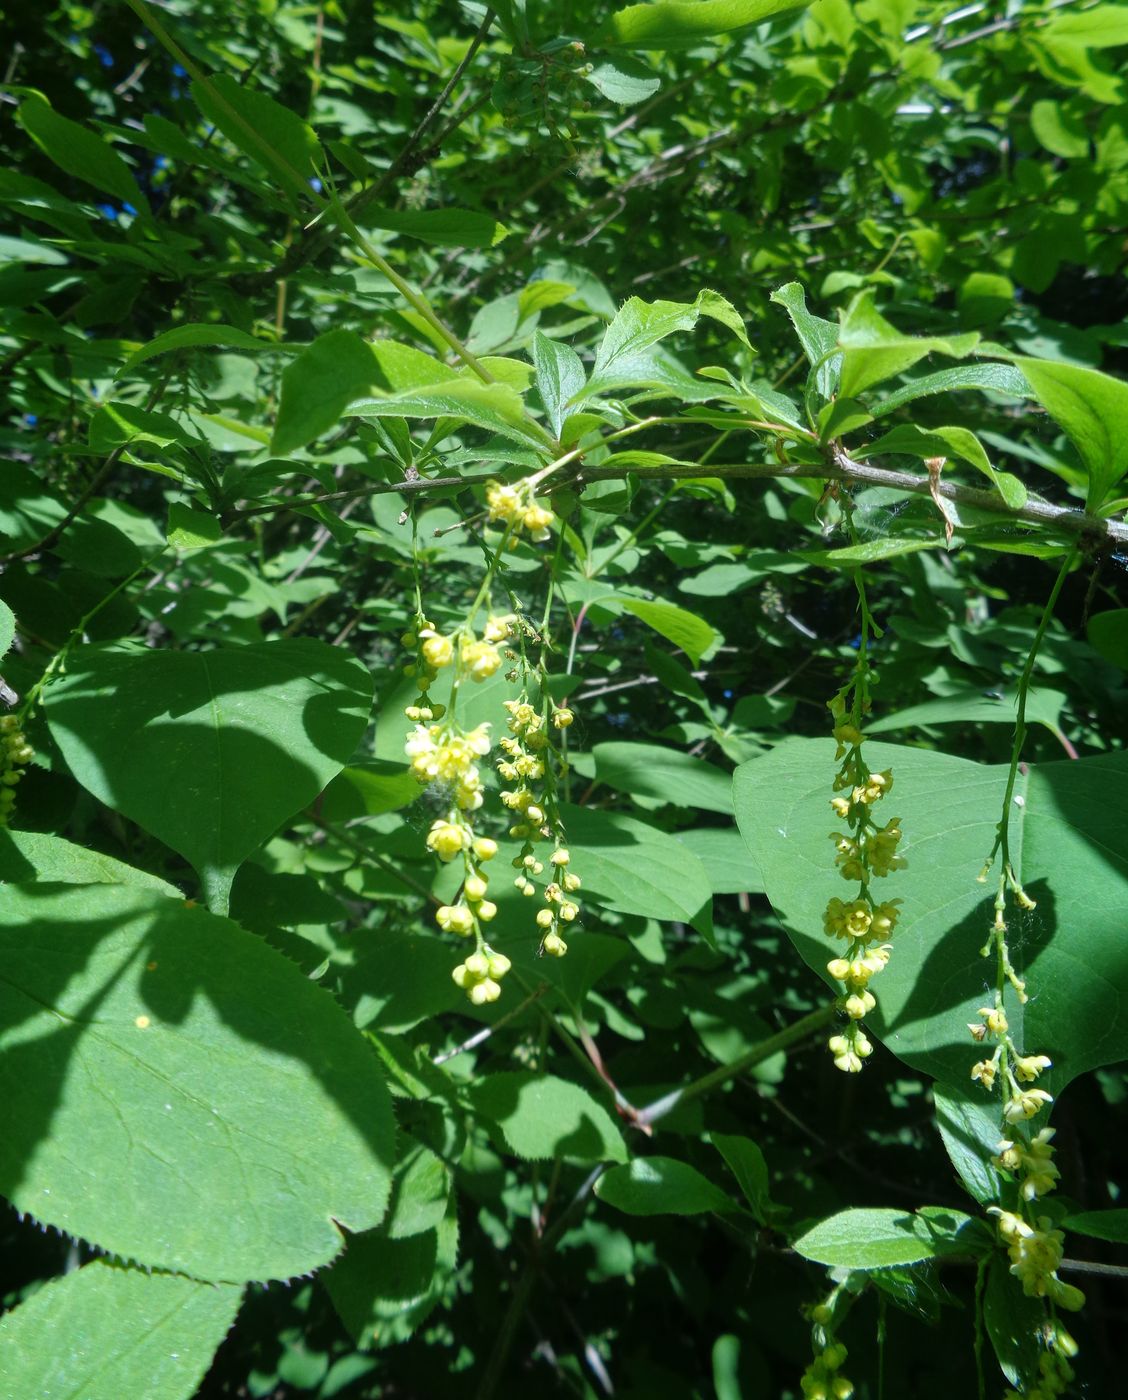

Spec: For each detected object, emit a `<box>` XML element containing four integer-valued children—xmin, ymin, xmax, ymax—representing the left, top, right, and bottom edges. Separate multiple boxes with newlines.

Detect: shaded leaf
<box><xmin>45</xmin><ymin>639</ymin><xmax>373</xmax><ymax>913</ymax></box>
<box><xmin>596</xmin><ymin>1157</ymin><xmax>734</xmax><ymax>1214</ymax></box>
<box><xmin>0</xmin><ymin>1261</ymin><xmax>241</xmax><ymax>1400</ymax></box>
<box><xmin>18</xmin><ymin>96</ymin><xmax>147</xmax><ymax>212</ymax></box>
<box><xmin>605</xmin><ymin>0</ymin><xmax>804</xmax><ymax>50</ymax></box>
<box><xmin>793</xmin><ymin>1206</ymin><xmax>978</xmax><ymax>1268</ymax></box>
<box><xmin>0</xmin><ymin>884</ymin><xmax>395</xmax><ymax>1281</ymax></box>
<box><xmin>469</xmin><ymin>1072</ymin><xmax>627</xmax><ymax>1163</ymax></box>
<box><xmin>735</xmin><ymin>738</ymin><xmax>1128</xmax><ymax>1090</ymax></box>
<box><xmin>1015</xmin><ymin>356</ymin><xmax>1128</xmax><ymax>506</ymax></box>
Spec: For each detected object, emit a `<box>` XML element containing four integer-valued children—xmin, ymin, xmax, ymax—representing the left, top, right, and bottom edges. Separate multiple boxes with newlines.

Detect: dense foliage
<box><xmin>2</xmin><ymin>2</ymin><xmax>1128</xmax><ymax>1397</ymax></box>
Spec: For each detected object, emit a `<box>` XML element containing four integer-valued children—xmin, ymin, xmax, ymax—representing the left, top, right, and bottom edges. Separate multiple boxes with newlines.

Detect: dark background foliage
<box><xmin>2</xmin><ymin>2</ymin><xmax>1127</xmax><ymax>1397</ymax></box>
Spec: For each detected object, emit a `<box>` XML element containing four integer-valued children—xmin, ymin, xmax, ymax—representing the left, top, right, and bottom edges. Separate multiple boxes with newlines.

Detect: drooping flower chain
<box><xmin>401</xmin><ymin>477</ymin><xmax>579</xmax><ymax>1003</ymax></box>
<box><xmin>822</xmin><ymin>693</ymin><xmax>906</xmax><ymax>1074</ymax></box>
<box><xmin>498</xmin><ymin>696</ymin><xmax>579</xmax><ymax>959</ymax></box>
<box><xmin>0</xmin><ymin>714</ymin><xmax>34</xmax><ymax>826</ymax></box>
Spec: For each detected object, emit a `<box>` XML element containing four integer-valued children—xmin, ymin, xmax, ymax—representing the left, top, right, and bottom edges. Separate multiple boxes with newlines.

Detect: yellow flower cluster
<box><xmin>486</xmin><ymin>479</ymin><xmax>555</xmax><ymax>540</ymax></box>
<box><xmin>406</xmin><ymin>722</ymin><xmax>491</xmax><ymax>812</ymax></box>
<box><xmin>0</xmin><ymin>715</ymin><xmax>33</xmax><ymax>827</ymax></box>
<box><xmin>799</xmin><ymin>1342</ymin><xmax>852</xmax><ymax>1400</ymax></box>
<box><xmin>990</xmin><ymin>1210</ymin><xmax>1085</xmax><ymax>1313</ymax></box>
<box><xmin>968</xmin><ymin>1003</ymin><xmax>1055</xmax><ymax>1123</ymax></box>
<box><xmin>822</xmin><ymin>702</ymin><xmax>907</xmax><ymax>1074</ymax></box>
<box><xmin>1002</xmin><ymin>1333</ymin><xmax>1078</xmax><ymax>1400</ymax></box>
<box><xmin>500</xmin><ymin>698</ymin><xmax>581</xmax><ymax>958</ymax></box>
<box><xmin>994</xmin><ymin>1127</ymin><xmax>1061</xmax><ymax>1202</ymax></box>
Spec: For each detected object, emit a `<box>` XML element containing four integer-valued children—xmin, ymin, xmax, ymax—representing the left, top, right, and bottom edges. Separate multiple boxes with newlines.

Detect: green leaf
<box><xmin>793</xmin><ymin>1206</ymin><xmax>977</xmax><ymax>1268</ymax></box>
<box><xmin>1044</xmin><ymin>4</ymin><xmax>1128</xmax><ymax>47</ymax></box>
<box><xmin>0</xmin><ymin>598</ymin><xmax>14</xmax><ymax>662</ymax></box>
<box><xmin>348</xmin><ymin>377</ymin><xmax>544</xmax><ymax>446</ymax></box>
<box><xmin>584</xmin><ymin>56</ymin><xmax>662</xmax><ymax>104</ymax></box>
<box><xmin>325</xmin><ymin>1204</ymin><xmax>459</xmax><ymax>1350</ymax></box>
<box><xmin>0</xmin><ymin>884</ymin><xmax>395</xmax><ymax>1281</ymax></box>
<box><xmin>870</xmin><ymin>362</ymin><xmax>1030</xmax><ymax>417</ymax></box>
<box><xmin>1062</xmin><ymin>1208</ymin><xmax>1128</xmax><ymax>1243</ymax></box>
<box><xmin>711</xmin><ymin>1133</ymin><xmax>771</xmax><ymax>1222</ymax></box>
<box><xmin>468</xmin><ymin>1072</ymin><xmax>627</xmax><ymax>1163</ymax></box>
<box><xmin>117</xmin><ymin>324</ymin><xmax>275</xmax><ymax>377</ymax></box>
<box><xmin>18</xmin><ymin>96</ymin><xmax>147</xmax><ymax>212</ymax></box>
<box><xmin>585</xmin><ymin>290</ymin><xmax>748</xmax><ymax>397</ymax></box>
<box><xmin>561</xmin><ymin>802</ymin><xmax>715</xmax><ymax>941</ymax></box>
<box><xmin>384</xmin><ymin>1136</ymin><xmax>452</xmax><ymax>1240</ymax></box>
<box><xmin>605</xmin><ymin>0</ymin><xmax>804</xmax><ymax>50</ymax></box>
<box><xmin>802</xmin><ymin>537</ymin><xmax>942</xmax><ymax>567</ymax></box>
<box><xmin>590</xmin><ymin>741</ymin><xmax>734</xmax><ymax>813</ymax></box>
<box><xmin>0</xmin><ymin>829</ymin><xmax>180</xmax><ymax>894</ymax></box>
<box><xmin>933</xmin><ymin>1083</ymin><xmax>1006</xmax><ymax>1206</ymax></box>
<box><xmin>677</xmin><ymin>827</ymin><xmax>765</xmax><ymax>894</ymax></box>
<box><xmin>735</xmin><ymin>739</ymin><xmax>1128</xmax><ymax>1089</ymax></box>
<box><xmin>1014</xmin><ymin>356</ymin><xmax>1128</xmax><ymax>506</ymax></box>
<box><xmin>838</xmin><ymin>293</ymin><xmax>979</xmax><ymax>399</ymax></box>
<box><xmin>617</xmin><ymin>596</ymin><xmax>716</xmax><ymax>664</ymax></box>
<box><xmin>192</xmin><ymin>74</ymin><xmax>321</xmax><ymax>204</ymax></box>
<box><xmin>0</xmin><ymin>1261</ymin><xmax>241</xmax><ymax>1400</ymax></box>
<box><xmin>863</xmin><ymin>424</ymin><xmax>1004</xmax><ymax>493</ymax></box>
<box><xmin>361</xmin><ymin>206</ymin><xmax>508</xmax><ymax>248</ymax></box>
<box><xmin>273</xmin><ymin>329</ymin><xmax>381</xmax><ymax>455</ymax></box>
<box><xmin>89</xmin><ymin>402</ymin><xmax>191</xmax><ymax>453</ymax></box>
<box><xmin>44</xmin><ymin>639</ymin><xmax>373</xmax><ymax>914</ymax></box>
<box><xmin>867</xmin><ymin>687</ymin><xmax>1066</xmax><ymax>740</ymax></box>
<box><xmin>984</xmin><ymin>1256</ymin><xmax>1043</xmax><ymax>1390</ymax></box>
<box><xmin>595</xmin><ymin>1157</ymin><xmax>734</xmax><ymax>1215</ymax></box>
<box><xmin>167</xmin><ymin>502</ymin><xmax>224</xmax><ymax>550</ymax></box>
<box><xmin>771</xmin><ymin>282</ymin><xmax>841</xmax><ymax>398</ymax></box>
<box><xmin>533</xmin><ymin>330</ymin><xmax>586</xmax><ymax>439</ymax></box>
<box><xmin>1030</xmin><ymin>99</ymin><xmax>1091</xmax><ymax>158</ymax></box>
<box><xmin>1088</xmin><ymin>608</ymin><xmax>1128</xmax><ymax>669</ymax></box>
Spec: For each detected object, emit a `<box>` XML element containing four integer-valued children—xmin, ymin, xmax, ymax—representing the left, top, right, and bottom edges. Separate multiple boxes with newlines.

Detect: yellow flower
<box><xmin>461</xmin><ymin>638</ymin><xmax>503</xmax><ymax>681</ymax></box>
<box><xmin>1004</xmin><ymin>1088</ymin><xmax>1053</xmax><ymax>1123</ymax></box>
<box><xmin>420</xmin><ymin>632</ymin><xmax>454</xmax><ymax>668</ymax></box>
<box><xmin>436</xmin><ymin>905</ymin><xmax>474</xmax><ymax>936</ymax></box>
<box><xmin>486</xmin><ymin>481</ymin><xmax>523</xmax><ymax>522</ymax></box>
<box><xmin>427</xmin><ymin>820</ymin><xmax>468</xmax><ymax>861</ymax></box>
<box><xmin>1014</xmin><ymin>1053</ymin><xmax>1052</xmax><ymax>1082</ymax></box>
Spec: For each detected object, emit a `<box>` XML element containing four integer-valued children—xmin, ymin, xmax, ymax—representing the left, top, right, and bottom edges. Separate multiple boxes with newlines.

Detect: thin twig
<box><xmin>432</xmin><ymin>983</ymin><xmax>550</xmax><ymax>1065</ymax></box>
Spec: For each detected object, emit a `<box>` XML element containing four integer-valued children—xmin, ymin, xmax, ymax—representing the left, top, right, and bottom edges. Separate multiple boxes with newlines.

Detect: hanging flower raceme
<box><xmin>500</xmin><ymin>697</ymin><xmax>582</xmax><ymax>959</ymax></box>
<box><xmin>486</xmin><ymin>478</ymin><xmax>556</xmax><ymax>541</ymax></box>
<box><xmin>0</xmin><ymin>714</ymin><xmax>33</xmax><ymax>827</ymax></box>
<box><xmin>822</xmin><ymin>693</ymin><xmax>907</xmax><ymax>1073</ymax></box>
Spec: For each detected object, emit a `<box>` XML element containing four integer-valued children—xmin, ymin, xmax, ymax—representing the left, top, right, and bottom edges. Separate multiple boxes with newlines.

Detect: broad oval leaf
<box><xmin>561</xmin><ymin>802</ymin><xmax>715</xmax><ymax>941</ymax></box>
<box><xmin>191</xmin><ymin>74</ymin><xmax>321</xmax><ymax>204</ymax></box>
<box><xmin>0</xmin><ymin>829</ymin><xmax>180</xmax><ymax>894</ymax></box>
<box><xmin>18</xmin><ymin>96</ymin><xmax>147</xmax><ymax>211</ymax></box>
<box><xmin>0</xmin><ymin>884</ymin><xmax>395</xmax><ymax>1282</ymax></box>
<box><xmin>117</xmin><ymin>324</ymin><xmax>276</xmax><ymax>377</ymax></box>
<box><xmin>469</xmin><ymin>1072</ymin><xmax>627</xmax><ymax>1163</ymax></box>
<box><xmin>735</xmin><ymin>738</ymin><xmax>1128</xmax><ymax>1091</ymax></box>
<box><xmin>618</xmin><ymin>596</ymin><xmax>716</xmax><ymax>664</ymax></box>
<box><xmin>0</xmin><ymin>1260</ymin><xmax>242</xmax><ymax>1400</ymax></box>
<box><xmin>590</xmin><ymin>740</ymin><xmax>734</xmax><ymax>813</ymax></box>
<box><xmin>838</xmin><ymin>293</ymin><xmax>979</xmax><ymax>399</ymax></box>
<box><xmin>595</xmin><ymin>1157</ymin><xmax>734</xmax><ymax>1215</ymax></box>
<box><xmin>1015</xmin><ymin>356</ymin><xmax>1128</xmax><ymax>507</ymax></box>
<box><xmin>272</xmin><ymin>329</ymin><xmax>382</xmax><ymax>455</ymax></box>
<box><xmin>44</xmin><ymin>639</ymin><xmax>373</xmax><ymax>913</ymax></box>
<box><xmin>793</xmin><ymin>1206</ymin><xmax>978</xmax><ymax>1269</ymax></box>
<box><xmin>605</xmin><ymin>0</ymin><xmax>804</xmax><ymax>50</ymax></box>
